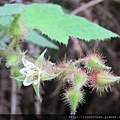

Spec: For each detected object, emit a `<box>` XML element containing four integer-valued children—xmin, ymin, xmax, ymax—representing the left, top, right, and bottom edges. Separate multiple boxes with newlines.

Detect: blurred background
<box><xmin>0</xmin><ymin>0</ymin><xmax>120</xmax><ymax>119</ymax></box>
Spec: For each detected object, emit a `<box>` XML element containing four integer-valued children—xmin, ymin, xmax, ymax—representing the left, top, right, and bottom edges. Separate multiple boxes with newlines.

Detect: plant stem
<box><xmin>10</xmin><ymin>79</ymin><xmax>17</xmax><ymax>120</ymax></box>
<box><xmin>56</xmin><ymin>68</ymin><xmax>74</xmax><ymax>73</ymax></box>
<box><xmin>7</xmin><ymin>39</ymin><xmax>17</xmax><ymax>51</ymax></box>
<box><xmin>72</xmin><ymin>59</ymin><xmax>85</xmax><ymax>66</ymax></box>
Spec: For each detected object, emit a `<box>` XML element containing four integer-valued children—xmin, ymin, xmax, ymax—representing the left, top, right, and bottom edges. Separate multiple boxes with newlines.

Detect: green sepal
<box><xmin>17</xmin><ymin>81</ymin><xmax>23</xmax><ymax>90</ymax></box>
<box><xmin>14</xmin><ymin>75</ymin><xmax>25</xmax><ymax>81</ymax></box>
<box><xmin>11</xmin><ymin>68</ymin><xmax>24</xmax><ymax>89</ymax></box>
<box><xmin>33</xmin><ymin>82</ymin><xmax>42</xmax><ymax>102</ymax></box>
<box><xmin>41</xmin><ymin>70</ymin><xmax>59</xmax><ymax>81</ymax></box>
<box><xmin>35</xmin><ymin>49</ymin><xmax>47</xmax><ymax>69</ymax></box>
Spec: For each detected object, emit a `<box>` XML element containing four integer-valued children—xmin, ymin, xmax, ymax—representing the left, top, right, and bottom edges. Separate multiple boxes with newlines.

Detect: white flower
<box><xmin>20</xmin><ymin>56</ymin><xmax>41</xmax><ymax>86</ymax></box>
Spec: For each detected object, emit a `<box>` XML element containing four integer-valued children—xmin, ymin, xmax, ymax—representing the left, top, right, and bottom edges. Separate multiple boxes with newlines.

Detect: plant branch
<box><xmin>7</xmin><ymin>39</ymin><xmax>17</xmax><ymax>51</ymax></box>
<box><xmin>72</xmin><ymin>59</ymin><xmax>85</xmax><ymax>66</ymax></box>
<box><xmin>10</xmin><ymin>79</ymin><xmax>17</xmax><ymax>119</ymax></box>
<box><xmin>71</xmin><ymin>0</ymin><xmax>104</xmax><ymax>15</ymax></box>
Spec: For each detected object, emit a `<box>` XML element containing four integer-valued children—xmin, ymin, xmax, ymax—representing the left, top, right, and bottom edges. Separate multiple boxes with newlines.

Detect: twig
<box><xmin>35</xmin><ymin>96</ymin><xmax>41</xmax><ymax>114</ymax></box>
<box><xmin>70</xmin><ymin>37</ymin><xmax>83</xmax><ymax>58</ymax></box>
<box><xmin>10</xmin><ymin>79</ymin><xmax>17</xmax><ymax>120</ymax></box>
<box><xmin>97</xmin><ymin>4</ymin><xmax>120</xmax><ymax>35</ymax></box>
<box><xmin>71</xmin><ymin>0</ymin><xmax>104</xmax><ymax>15</ymax></box>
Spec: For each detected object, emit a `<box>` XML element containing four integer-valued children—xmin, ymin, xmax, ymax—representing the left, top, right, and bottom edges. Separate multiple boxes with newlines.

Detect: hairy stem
<box><xmin>72</xmin><ymin>59</ymin><xmax>85</xmax><ymax>66</ymax></box>
<box><xmin>7</xmin><ymin>39</ymin><xmax>17</xmax><ymax>51</ymax></box>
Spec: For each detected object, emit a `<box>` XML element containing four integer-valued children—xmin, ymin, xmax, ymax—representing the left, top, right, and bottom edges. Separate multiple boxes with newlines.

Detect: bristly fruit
<box><xmin>73</xmin><ymin>69</ymin><xmax>88</xmax><ymax>91</ymax></box>
<box><xmin>64</xmin><ymin>89</ymin><xmax>85</xmax><ymax>114</ymax></box>
<box><xmin>8</xmin><ymin>14</ymin><xmax>26</xmax><ymax>40</ymax></box>
<box><xmin>6</xmin><ymin>54</ymin><xmax>20</xmax><ymax>68</ymax></box>
<box><xmin>83</xmin><ymin>53</ymin><xmax>111</xmax><ymax>70</ymax></box>
<box><xmin>90</xmin><ymin>70</ymin><xmax>120</xmax><ymax>94</ymax></box>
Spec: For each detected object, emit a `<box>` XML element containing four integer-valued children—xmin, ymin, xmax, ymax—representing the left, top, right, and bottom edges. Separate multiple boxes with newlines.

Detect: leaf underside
<box><xmin>0</xmin><ymin>3</ymin><xmax>119</xmax><ymax>45</ymax></box>
<box><xmin>0</xmin><ymin>4</ymin><xmax>24</xmax><ymax>16</ymax></box>
<box><xmin>25</xmin><ymin>30</ymin><xmax>58</xmax><ymax>49</ymax></box>
<box><xmin>21</xmin><ymin>4</ymin><xmax>119</xmax><ymax>44</ymax></box>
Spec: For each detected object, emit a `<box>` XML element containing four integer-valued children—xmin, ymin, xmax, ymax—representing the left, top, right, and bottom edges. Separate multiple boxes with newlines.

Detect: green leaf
<box><xmin>0</xmin><ymin>4</ymin><xmax>24</xmax><ymax>16</ymax></box>
<box><xmin>0</xmin><ymin>31</ymin><xmax>10</xmax><ymax>50</ymax></box>
<box><xmin>25</xmin><ymin>30</ymin><xmax>58</xmax><ymax>49</ymax></box>
<box><xmin>35</xmin><ymin>49</ymin><xmax>47</xmax><ymax>69</ymax></box>
<box><xmin>0</xmin><ymin>16</ymin><xmax>13</xmax><ymax>27</ymax></box>
<box><xmin>41</xmin><ymin>70</ymin><xmax>58</xmax><ymax>81</ymax></box>
<box><xmin>21</xmin><ymin>4</ymin><xmax>119</xmax><ymax>44</ymax></box>
<box><xmin>33</xmin><ymin>82</ymin><xmax>42</xmax><ymax>101</ymax></box>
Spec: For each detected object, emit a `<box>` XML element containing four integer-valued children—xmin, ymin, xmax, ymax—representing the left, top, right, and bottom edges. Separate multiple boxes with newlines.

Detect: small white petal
<box><xmin>22</xmin><ymin>55</ymin><xmax>35</xmax><ymax>68</ymax></box>
<box><xmin>20</xmin><ymin>68</ymin><xmax>27</xmax><ymax>75</ymax></box>
<box><xmin>25</xmin><ymin>60</ymin><xmax>35</xmax><ymax>68</ymax></box>
<box><xmin>23</xmin><ymin>78</ymin><xmax>33</xmax><ymax>86</ymax></box>
<box><xmin>33</xmin><ymin>80</ymin><xmax>39</xmax><ymax>85</ymax></box>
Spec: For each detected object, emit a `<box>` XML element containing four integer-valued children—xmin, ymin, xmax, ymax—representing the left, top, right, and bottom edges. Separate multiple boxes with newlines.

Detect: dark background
<box><xmin>0</xmin><ymin>0</ymin><xmax>120</xmax><ymax>119</ymax></box>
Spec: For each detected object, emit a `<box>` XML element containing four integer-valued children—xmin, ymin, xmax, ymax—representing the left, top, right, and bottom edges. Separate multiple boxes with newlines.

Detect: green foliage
<box><xmin>0</xmin><ymin>16</ymin><xmax>13</xmax><ymax>27</ymax></box>
<box><xmin>0</xmin><ymin>3</ymin><xmax>120</xmax><ymax>115</ymax></box>
<box><xmin>25</xmin><ymin>30</ymin><xmax>58</xmax><ymax>49</ymax></box>
<box><xmin>0</xmin><ymin>4</ymin><xmax>24</xmax><ymax>16</ymax></box>
<box><xmin>0</xmin><ymin>3</ymin><xmax>119</xmax><ymax>48</ymax></box>
<box><xmin>21</xmin><ymin>4</ymin><xmax>119</xmax><ymax>44</ymax></box>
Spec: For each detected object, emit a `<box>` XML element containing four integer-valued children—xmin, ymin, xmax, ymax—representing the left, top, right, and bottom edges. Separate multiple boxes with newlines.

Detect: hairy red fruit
<box><xmin>90</xmin><ymin>70</ymin><xmax>120</xmax><ymax>94</ymax></box>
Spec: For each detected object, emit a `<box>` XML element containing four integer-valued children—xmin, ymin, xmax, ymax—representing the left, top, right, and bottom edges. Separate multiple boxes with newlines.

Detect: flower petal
<box><xmin>20</xmin><ymin>68</ymin><xmax>27</xmax><ymax>75</ymax></box>
<box><xmin>33</xmin><ymin>80</ymin><xmax>39</xmax><ymax>85</ymax></box>
<box><xmin>22</xmin><ymin>55</ymin><xmax>35</xmax><ymax>68</ymax></box>
<box><xmin>23</xmin><ymin>77</ymin><xmax>33</xmax><ymax>86</ymax></box>
<box><xmin>25</xmin><ymin>60</ymin><xmax>35</xmax><ymax>68</ymax></box>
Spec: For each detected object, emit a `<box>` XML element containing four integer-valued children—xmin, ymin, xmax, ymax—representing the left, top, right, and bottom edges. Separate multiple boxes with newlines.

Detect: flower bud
<box><xmin>83</xmin><ymin>53</ymin><xmax>111</xmax><ymax>70</ymax></box>
<box><xmin>6</xmin><ymin>54</ymin><xmax>19</xmax><ymax>68</ymax></box>
<box><xmin>11</xmin><ymin>67</ymin><xmax>21</xmax><ymax>77</ymax></box>
<box><xmin>91</xmin><ymin>70</ymin><xmax>120</xmax><ymax>94</ymax></box>
<box><xmin>8</xmin><ymin>14</ymin><xmax>26</xmax><ymax>39</ymax></box>
<box><xmin>64</xmin><ymin>89</ymin><xmax>84</xmax><ymax>114</ymax></box>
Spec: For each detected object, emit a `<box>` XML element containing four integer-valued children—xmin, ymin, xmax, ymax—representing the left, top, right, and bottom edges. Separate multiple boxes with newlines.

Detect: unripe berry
<box><xmin>11</xmin><ymin>67</ymin><xmax>21</xmax><ymax>77</ymax></box>
<box><xmin>64</xmin><ymin>89</ymin><xmax>84</xmax><ymax>114</ymax></box>
<box><xmin>73</xmin><ymin>69</ymin><xmax>88</xmax><ymax>91</ymax></box>
<box><xmin>8</xmin><ymin>14</ymin><xmax>26</xmax><ymax>40</ymax></box>
<box><xmin>6</xmin><ymin>54</ymin><xmax>19</xmax><ymax>68</ymax></box>
<box><xmin>83</xmin><ymin>53</ymin><xmax>111</xmax><ymax>70</ymax></box>
<box><xmin>90</xmin><ymin>70</ymin><xmax>120</xmax><ymax>94</ymax></box>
